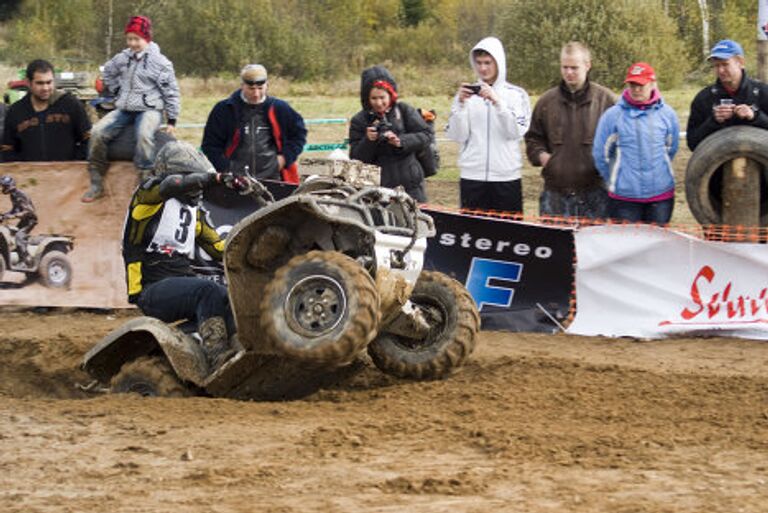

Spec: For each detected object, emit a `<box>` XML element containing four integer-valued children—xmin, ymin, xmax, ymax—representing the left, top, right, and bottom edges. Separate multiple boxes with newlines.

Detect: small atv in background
<box><xmin>0</xmin><ymin>222</ymin><xmax>74</xmax><ymax>288</ymax></box>
<box><xmin>82</xmin><ymin>159</ymin><xmax>480</xmax><ymax>400</ymax></box>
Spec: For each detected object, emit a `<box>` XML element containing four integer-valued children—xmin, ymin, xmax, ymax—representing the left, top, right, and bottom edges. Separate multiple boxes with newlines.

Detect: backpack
<box><xmin>416</xmin><ymin>108</ymin><xmax>440</xmax><ymax>178</ymax></box>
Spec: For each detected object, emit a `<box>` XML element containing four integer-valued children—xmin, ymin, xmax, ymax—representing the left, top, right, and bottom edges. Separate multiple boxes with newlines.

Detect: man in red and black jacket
<box><xmin>201</xmin><ymin>64</ymin><xmax>307</xmax><ymax>184</ymax></box>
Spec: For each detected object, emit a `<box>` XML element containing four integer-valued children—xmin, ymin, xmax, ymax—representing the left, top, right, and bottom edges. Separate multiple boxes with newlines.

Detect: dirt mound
<box><xmin>1</xmin><ymin>310</ymin><xmax>767</xmax><ymax>512</ymax></box>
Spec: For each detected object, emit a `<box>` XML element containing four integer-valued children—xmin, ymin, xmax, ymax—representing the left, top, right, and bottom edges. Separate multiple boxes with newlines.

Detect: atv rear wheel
<box><xmin>368</xmin><ymin>271</ymin><xmax>480</xmax><ymax>379</ymax></box>
<box><xmin>38</xmin><ymin>250</ymin><xmax>72</xmax><ymax>288</ymax></box>
<box><xmin>110</xmin><ymin>356</ymin><xmax>190</xmax><ymax>397</ymax></box>
<box><xmin>261</xmin><ymin>250</ymin><xmax>380</xmax><ymax>364</ymax></box>
<box><xmin>0</xmin><ymin>254</ymin><xmax>5</xmax><ymax>281</ymax></box>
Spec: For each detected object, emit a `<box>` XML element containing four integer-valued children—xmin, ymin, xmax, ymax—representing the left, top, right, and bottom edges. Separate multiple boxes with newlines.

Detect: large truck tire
<box><xmin>685</xmin><ymin>126</ymin><xmax>768</xmax><ymax>226</ymax></box>
<box><xmin>260</xmin><ymin>251</ymin><xmax>380</xmax><ymax>365</ymax></box>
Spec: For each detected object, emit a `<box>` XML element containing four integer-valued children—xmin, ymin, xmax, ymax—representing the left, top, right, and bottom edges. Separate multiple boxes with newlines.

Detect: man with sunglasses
<box><xmin>202</xmin><ymin>64</ymin><xmax>307</xmax><ymax>184</ymax></box>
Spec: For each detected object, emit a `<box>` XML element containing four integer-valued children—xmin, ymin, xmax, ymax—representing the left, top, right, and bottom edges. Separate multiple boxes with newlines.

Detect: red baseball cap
<box><xmin>624</xmin><ymin>62</ymin><xmax>656</xmax><ymax>85</ymax></box>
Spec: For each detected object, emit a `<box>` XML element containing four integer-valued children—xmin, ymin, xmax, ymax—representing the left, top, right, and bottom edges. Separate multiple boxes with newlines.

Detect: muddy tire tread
<box><xmin>110</xmin><ymin>356</ymin><xmax>190</xmax><ymax>397</ymax></box>
<box><xmin>260</xmin><ymin>250</ymin><xmax>380</xmax><ymax>364</ymax></box>
<box><xmin>368</xmin><ymin>271</ymin><xmax>480</xmax><ymax>380</ymax></box>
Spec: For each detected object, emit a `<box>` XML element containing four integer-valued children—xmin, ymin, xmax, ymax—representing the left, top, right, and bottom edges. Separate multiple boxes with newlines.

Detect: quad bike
<box><xmin>0</xmin><ymin>221</ymin><xmax>74</xmax><ymax>288</ymax></box>
<box><xmin>82</xmin><ymin>163</ymin><xmax>480</xmax><ymax>400</ymax></box>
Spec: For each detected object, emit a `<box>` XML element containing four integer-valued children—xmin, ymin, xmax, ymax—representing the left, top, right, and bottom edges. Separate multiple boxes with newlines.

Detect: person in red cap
<box><xmin>592</xmin><ymin>62</ymin><xmax>680</xmax><ymax>224</ymax></box>
<box><xmin>82</xmin><ymin>15</ymin><xmax>180</xmax><ymax>202</ymax></box>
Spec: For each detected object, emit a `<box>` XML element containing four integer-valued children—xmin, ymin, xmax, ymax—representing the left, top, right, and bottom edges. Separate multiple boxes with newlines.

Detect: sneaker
<box><xmin>81</xmin><ymin>185</ymin><xmax>104</xmax><ymax>203</ymax></box>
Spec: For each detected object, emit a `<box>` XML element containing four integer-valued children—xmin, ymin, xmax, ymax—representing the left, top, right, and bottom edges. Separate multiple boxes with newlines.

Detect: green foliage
<box><xmin>498</xmin><ymin>0</ymin><xmax>689</xmax><ymax>92</ymax></box>
<box><xmin>0</xmin><ymin>0</ymin><xmax>758</xmax><ymax>86</ymax></box>
<box><xmin>399</xmin><ymin>0</ymin><xmax>430</xmax><ymax>26</ymax></box>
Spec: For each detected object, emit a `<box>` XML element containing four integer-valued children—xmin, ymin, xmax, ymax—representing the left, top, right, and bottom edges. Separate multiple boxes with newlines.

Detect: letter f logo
<box><xmin>465</xmin><ymin>257</ymin><xmax>523</xmax><ymax>311</ymax></box>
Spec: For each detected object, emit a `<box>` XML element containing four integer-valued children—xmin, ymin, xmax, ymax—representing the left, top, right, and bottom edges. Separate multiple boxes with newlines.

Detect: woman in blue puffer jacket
<box><xmin>592</xmin><ymin>62</ymin><xmax>680</xmax><ymax>224</ymax></box>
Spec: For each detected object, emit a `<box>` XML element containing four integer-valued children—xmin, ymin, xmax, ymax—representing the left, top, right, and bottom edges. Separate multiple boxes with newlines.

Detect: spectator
<box><xmin>123</xmin><ymin>141</ymin><xmax>248</xmax><ymax>372</ymax></box>
<box><xmin>446</xmin><ymin>36</ymin><xmax>531</xmax><ymax>214</ymax></box>
<box><xmin>592</xmin><ymin>62</ymin><xmax>680</xmax><ymax>224</ymax></box>
<box><xmin>1</xmin><ymin>59</ymin><xmax>90</xmax><ymax>162</ymax></box>
<box><xmin>82</xmin><ymin>15</ymin><xmax>180</xmax><ymax>203</ymax></box>
<box><xmin>525</xmin><ymin>42</ymin><xmax>616</xmax><ymax>219</ymax></box>
<box><xmin>0</xmin><ymin>175</ymin><xmax>37</xmax><ymax>267</ymax></box>
<box><xmin>348</xmin><ymin>66</ymin><xmax>430</xmax><ymax>202</ymax></box>
<box><xmin>201</xmin><ymin>64</ymin><xmax>307</xmax><ymax>184</ymax></box>
<box><xmin>687</xmin><ymin>39</ymin><xmax>768</xmax><ymax>151</ymax></box>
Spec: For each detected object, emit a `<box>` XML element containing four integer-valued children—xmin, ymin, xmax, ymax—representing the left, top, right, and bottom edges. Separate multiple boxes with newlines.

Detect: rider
<box><xmin>0</xmin><ymin>175</ymin><xmax>38</xmax><ymax>266</ymax></box>
<box><xmin>122</xmin><ymin>141</ymin><xmax>248</xmax><ymax>372</ymax></box>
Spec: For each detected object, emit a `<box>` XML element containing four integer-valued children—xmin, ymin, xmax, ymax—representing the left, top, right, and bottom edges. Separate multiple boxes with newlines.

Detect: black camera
<box><xmin>465</xmin><ymin>84</ymin><xmax>482</xmax><ymax>95</ymax></box>
<box><xmin>369</xmin><ymin>114</ymin><xmax>394</xmax><ymax>142</ymax></box>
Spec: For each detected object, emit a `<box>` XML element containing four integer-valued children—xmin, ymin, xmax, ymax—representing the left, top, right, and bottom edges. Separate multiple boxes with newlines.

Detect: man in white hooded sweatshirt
<box><xmin>447</xmin><ymin>36</ymin><xmax>531</xmax><ymax>214</ymax></box>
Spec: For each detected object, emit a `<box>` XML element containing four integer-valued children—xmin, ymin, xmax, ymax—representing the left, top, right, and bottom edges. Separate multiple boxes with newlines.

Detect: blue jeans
<box><xmin>136</xmin><ymin>277</ymin><xmax>236</xmax><ymax>335</ymax></box>
<box><xmin>539</xmin><ymin>187</ymin><xmax>609</xmax><ymax>219</ymax></box>
<box><xmin>88</xmin><ymin>109</ymin><xmax>162</xmax><ymax>178</ymax></box>
<box><xmin>608</xmin><ymin>197</ymin><xmax>674</xmax><ymax>224</ymax></box>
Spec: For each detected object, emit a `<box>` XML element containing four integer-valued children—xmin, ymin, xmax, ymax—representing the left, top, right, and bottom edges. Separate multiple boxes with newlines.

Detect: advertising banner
<box><xmin>422</xmin><ymin>211</ymin><xmax>575</xmax><ymax>332</ymax></box>
<box><xmin>0</xmin><ymin>161</ymin><xmax>135</xmax><ymax>308</ymax></box>
<box><xmin>567</xmin><ymin>225</ymin><xmax>768</xmax><ymax>340</ymax></box>
<box><xmin>760</xmin><ymin>0</ymin><xmax>768</xmax><ymax>40</ymax></box>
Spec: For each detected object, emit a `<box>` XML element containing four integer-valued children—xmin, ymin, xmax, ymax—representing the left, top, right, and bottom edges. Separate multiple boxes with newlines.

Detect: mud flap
<box><xmin>82</xmin><ymin>316</ymin><xmax>208</xmax><ymax>386</ymax></box>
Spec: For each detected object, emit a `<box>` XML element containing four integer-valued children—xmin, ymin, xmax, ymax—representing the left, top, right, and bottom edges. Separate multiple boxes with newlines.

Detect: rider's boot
<box><xmin>199</xmin><ymin>316</ymin><xmax>236</xmax><ymax>371</ymax></box>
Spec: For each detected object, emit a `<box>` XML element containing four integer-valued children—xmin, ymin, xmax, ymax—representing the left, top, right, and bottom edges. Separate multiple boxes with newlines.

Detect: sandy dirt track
<box><xmin>1</xmin><ymin>310</ymin><xmax>767</xmax><ymax>512</ymax></box>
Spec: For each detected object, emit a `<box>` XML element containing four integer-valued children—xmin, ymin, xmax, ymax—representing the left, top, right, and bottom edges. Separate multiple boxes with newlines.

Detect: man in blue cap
<box><xmin>687</xmin><ymin>39</ymin><xmax>768</xmax><ymax>150</ymax></box>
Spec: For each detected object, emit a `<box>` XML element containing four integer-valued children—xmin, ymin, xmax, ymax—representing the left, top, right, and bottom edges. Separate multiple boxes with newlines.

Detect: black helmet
<box><xmin>0</xmin><ymin>175</ymin><xmax>15</xmax><ymax>193</ymax></box>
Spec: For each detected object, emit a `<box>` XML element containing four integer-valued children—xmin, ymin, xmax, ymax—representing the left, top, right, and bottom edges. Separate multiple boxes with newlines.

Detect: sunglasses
<box><xmin>242</xmin><ymin>79</ymin><xmax>266</xmax><ymax>87</ymax></box>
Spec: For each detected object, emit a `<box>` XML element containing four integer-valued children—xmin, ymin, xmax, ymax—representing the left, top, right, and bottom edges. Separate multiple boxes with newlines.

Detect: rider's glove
<box><xmin>220</xmin><ymin>173</ymin><xmax>250</xmax><ymax>193</ymax></box>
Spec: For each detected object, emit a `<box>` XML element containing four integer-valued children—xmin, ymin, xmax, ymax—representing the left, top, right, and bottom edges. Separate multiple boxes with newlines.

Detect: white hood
<box><xmin>469</xmin><ymin>36</ymin><xmax>507</xmax><ymax>89</ymax></box>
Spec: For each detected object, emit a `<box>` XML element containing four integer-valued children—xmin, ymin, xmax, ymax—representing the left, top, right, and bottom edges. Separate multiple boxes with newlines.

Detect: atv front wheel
<box><xmin>261</xmin><ymin>250</ymin><xmax>380</xmax><ymax>364</ymax></box>
<box><xmin>38</xmin><ymin>250</ymin><xmax>72</xmax><ymax>288</ymax></box>
<box><xmin>110</xmin><ymin>356</ymin><xmax>190</xmax><ymax>397</ymax></box>
<box><xmin>368</xmin><ymin>271</ymin><xmax>480</xmax><ymax>379</ymax></box>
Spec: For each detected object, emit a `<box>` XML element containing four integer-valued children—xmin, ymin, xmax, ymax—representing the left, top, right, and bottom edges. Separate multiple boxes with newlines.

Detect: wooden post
<box><xmin>722</xmin><ymin>158</ymin><xmax>761</xmax><ymax>228</ymax></box>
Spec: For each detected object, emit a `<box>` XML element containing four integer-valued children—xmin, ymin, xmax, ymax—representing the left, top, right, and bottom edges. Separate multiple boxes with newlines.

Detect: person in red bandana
<box><xmin>348</xmin><ymin>66</ymin><xmax>431</xmax><ymax>202</ymax></box>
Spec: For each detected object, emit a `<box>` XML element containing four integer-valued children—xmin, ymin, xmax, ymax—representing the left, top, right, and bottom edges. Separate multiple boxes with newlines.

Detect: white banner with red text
<box><xmin>567</xmin><ymin>224</ymin><xmax>768</xmax><ymax>340</ymax></box>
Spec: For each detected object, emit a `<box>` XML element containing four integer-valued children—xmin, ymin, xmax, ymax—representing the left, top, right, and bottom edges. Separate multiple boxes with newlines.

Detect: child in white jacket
<box><xmin>447</xmin><ymin>36</ymin><xmax>531</xmax><ymax>214</ymax></box>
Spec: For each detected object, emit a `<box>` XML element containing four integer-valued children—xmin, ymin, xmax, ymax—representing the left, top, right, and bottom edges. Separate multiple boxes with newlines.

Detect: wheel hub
<box><xmin>285</xmin><ymin>274</ymin><xmax>347</xmax><ymax>338</ymax></box>
<box><xmin>47</xmin><ymin>262</ymin><xmax>67</xmax><ymax>284</ymax></box>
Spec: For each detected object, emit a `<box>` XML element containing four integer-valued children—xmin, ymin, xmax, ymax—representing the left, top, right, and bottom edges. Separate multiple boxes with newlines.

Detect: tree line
<box><xmin>0</xmin><ymin>0</ymin><xmax>759</xmax><ymax>91</ymax></box>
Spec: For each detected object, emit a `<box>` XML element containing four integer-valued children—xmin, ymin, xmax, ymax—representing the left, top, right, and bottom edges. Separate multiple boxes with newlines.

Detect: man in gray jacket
<box><xmin>82</xmin><ymin>15</ymin><xmax>180</xmax><ymax>202</ymax></box>
<box><xmin>525</xmin><ymin>42</ymin><xmax>615</xmax><ymax>219</ymax></box>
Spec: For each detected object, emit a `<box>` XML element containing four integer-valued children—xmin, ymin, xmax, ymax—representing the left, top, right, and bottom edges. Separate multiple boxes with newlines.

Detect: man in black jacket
<box><xmin>1</xmin><ymin>59</ymin><xmax>91</xmax><ymax>162</ymax></box>
<box><xmin>687</xmin><ymin>40</ymin><xmax>768</xmax><ymax>151</ymax></box>
<box><xmin>201</xmin><ymin>64</ymin><xmax>307</xmax><ymax>184</ymax></box>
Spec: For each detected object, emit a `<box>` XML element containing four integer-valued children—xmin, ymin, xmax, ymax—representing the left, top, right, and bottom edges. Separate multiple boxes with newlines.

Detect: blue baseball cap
<box><xmin>708</xmin><ymin>40</ymin><xmax>744</xmax><ymax>60</ymax></box>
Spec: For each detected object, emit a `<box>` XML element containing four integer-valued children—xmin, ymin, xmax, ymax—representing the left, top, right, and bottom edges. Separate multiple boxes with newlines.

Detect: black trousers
<box><xmin>137</xmin><ymin>277</ymin><xmax>235</xmax><ymax>335</ymax></box>
<box><xmin>460</xmin><ymin>178</ymin><xmax>522</xmax><ymax>214</ymax></box>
